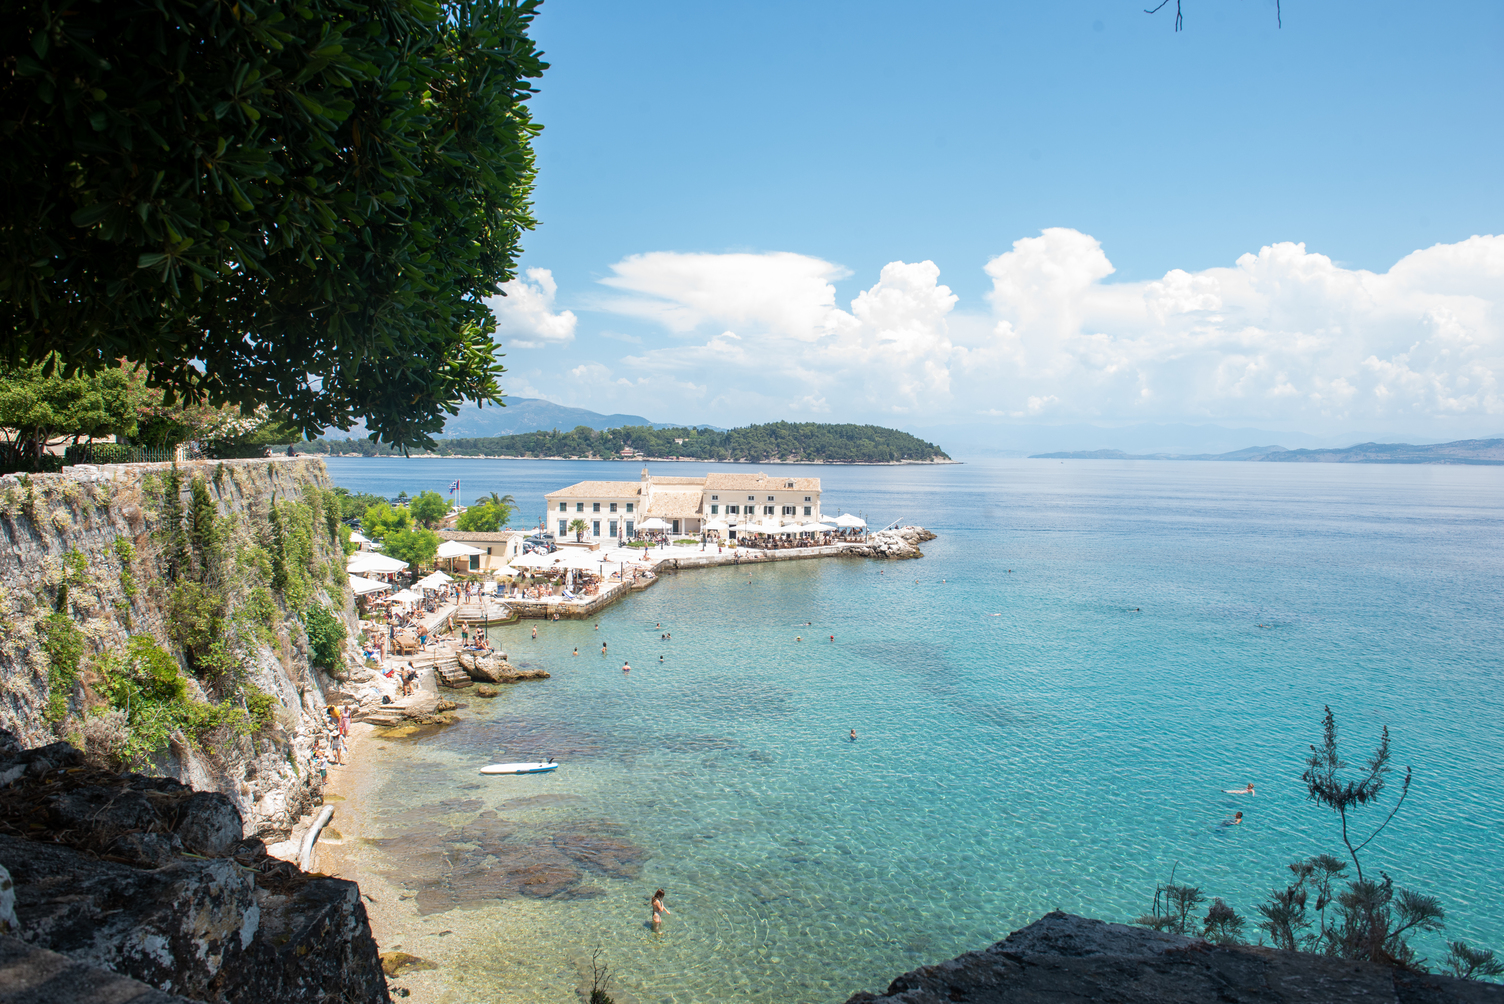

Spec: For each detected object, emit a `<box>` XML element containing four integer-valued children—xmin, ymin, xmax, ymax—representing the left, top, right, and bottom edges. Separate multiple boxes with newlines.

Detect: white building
<box><xmin>543</xmin><ymin>468</ymin><xmax>823</xmax><ymax>542</ymax></box>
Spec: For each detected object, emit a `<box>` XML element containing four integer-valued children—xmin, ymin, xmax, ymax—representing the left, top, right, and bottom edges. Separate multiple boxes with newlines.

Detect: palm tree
<box><xmin>568</xmin><ymin>518</ymin><xmax>588</xmax><ymax>542</ymax></box>
<box><xmin>473</xmin><ymin>492</ymin><xmax>517</xmax><ymax>527</ymax></box>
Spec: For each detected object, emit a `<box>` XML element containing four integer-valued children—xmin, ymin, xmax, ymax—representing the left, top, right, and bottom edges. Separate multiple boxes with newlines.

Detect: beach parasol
<box><xmin>348</xmin><ymin>552</ymin><xmax>409</xmax><ymax>574</ymax></box>
<box><xmin>348</xmin><ymin>574</ymin><xmax>391</xmax><ymax>596</ymax></box>
<box><xmin>436</xmin><ymin>540</ymin><xmax>484</xmax><ymax>559</ymax></box>
<box><xmin>636</xmin><ymin>517</ymin><xmax>671</xmax><ymax>531</ymax></box>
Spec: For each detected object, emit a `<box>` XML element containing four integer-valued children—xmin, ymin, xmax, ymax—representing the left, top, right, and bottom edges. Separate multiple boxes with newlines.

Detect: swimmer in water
<box><xmin>622</xmin><ymin>661</ymin><xmax>630</xmax><ymax>674</ymax></box>
<box><xmin>573</xmin><ymin>647</ymin><xmax>578</xmax><ymax>656</ymax></box>
<box><xmin>659</xmin><ymin>654</ymin><xmax>664</xmax><ymax>663</ymax></box>
<box><xmin>531</xmin><ymin>625</ymin><xmax>537</xmax><ymax>639</ymax></box>
<box><xmin>849</xmin><ymin>729</ymin><xmax>857</xmax><ymax>741</ymax></box>
<box><xmin>601</xmin><ymin>642</ymin><xmax>607</xmax><ymax>655</ymax></box>
<box><xmin>650</xmin><ymin>888</ymin><xmax>670</xmax><ymax>930</ymax></box>
<box><xmin>1233</xmin><ymin>811</ymin><xmax>1243</xmax><ymax>825</ymax></box>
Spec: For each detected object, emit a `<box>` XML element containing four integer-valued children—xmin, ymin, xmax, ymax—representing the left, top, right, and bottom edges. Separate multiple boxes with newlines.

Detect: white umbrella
<box><xmin>555</xmin><ymin>548</ymin><xmax>602</xmax><ymax>569</ymax></box>
<box><xmin>348</xmin><ymin>552</ymin><xmax>409</xmax><ymax>574</ymax></box>
<box><xmin>800</xmin><ymin>522</ymin><xmax>837</xmax><ymax>533</ymax></box>
<box><xmin>414</xmin><ymin>571</ymin><xmax>452</xmax><ymax>590</ymax></box>
<box><xmin>348</xmin><ymin>530</ymin><xmax>370</xmax><ymax>545</ymax></box>
<box><xmin>436</xmin><ymin>540</ymin><xmax>484</xmax><ymax>558</ymax></box>
<box><xmin>348</xmin><ymin>574</ymin><xmax>391</xmax><ymax>596</ymax></box>
<box><xmin>834</xmin><ymin>513</ymin><xmax>867</xmax><ymax>528</ymax></box>
<box><xmin>703</xmin><ymin>519</ymin><xmax>730</xmax><ymax>532</ymax></box>
<box><xmin>636</xmin><ymin>517</ymin><xmax>671</xmax><ymax>531</ymax></box>
<box><xmin>510</xmin><ymin>551</ymin><xmax>557</xmax><ymax>570</ymax></box>
<box><xmin>388</xmin><ymin>588</ymin><xmax>424</xmax><ymax>605</ymax></box>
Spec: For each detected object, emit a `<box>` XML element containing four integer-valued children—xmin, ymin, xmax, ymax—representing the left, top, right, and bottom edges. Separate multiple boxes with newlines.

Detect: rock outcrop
<box><xmin>843</xmin><ymin>525</ymin><xmax>936</xmax><ymax>560</ymax></box>
<box><xmin>0</xmin><ymin>730</ymin><xmax>388</xmax><ymax>1004</ymax></box>
<box><xmin>458</xmin><ymin>650</ymin><xmax>551</xmax><ymax>684</ymax></box>
<box><xmin>845</xmin><ymin>912</ymin><xmax>1503</xmax><ymax>1004</ymax></box>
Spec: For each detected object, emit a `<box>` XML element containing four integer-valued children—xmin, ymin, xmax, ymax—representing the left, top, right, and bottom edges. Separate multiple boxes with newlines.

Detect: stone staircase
<box><xmin>453</xmin><ymin>600</ymin><xmax>512</xmax><ymax>625</ymax></box>
<box><xmin>430</xmin><ymin>654</ymin><xmax>471</xmax><ymax>689</ymax></box>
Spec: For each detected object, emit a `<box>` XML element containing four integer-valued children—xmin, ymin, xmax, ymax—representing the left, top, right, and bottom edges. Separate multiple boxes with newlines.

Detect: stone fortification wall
<box><xmin>0</xmin><ymin>457</ymin><xmax>358</xmax><ymax>840</ymax></box>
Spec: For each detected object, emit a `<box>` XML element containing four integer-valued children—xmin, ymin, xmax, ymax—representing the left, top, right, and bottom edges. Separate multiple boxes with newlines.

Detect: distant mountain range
<box><xmin>1031</xmin><ymin>439</ymin><xmax>1504</xmax><ymax>465</ymax></box>
<box><xmin>440</xmin><ymin>398</ymin><xmax>718</xmax><ymax>437</ymax></box>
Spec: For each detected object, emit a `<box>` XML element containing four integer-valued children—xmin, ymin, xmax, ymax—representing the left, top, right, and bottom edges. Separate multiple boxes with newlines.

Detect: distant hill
<box><xmin>1031</xmin><ymin>439</ymin><xmax>1504</xmax><ymax>465</ymax></box>
<box><xmin>441</xmin><ymin>397</ymin><xmax>702</xmax><ymax>437</ymax></box>
<box><xmin>305</xmin><ymin>421</ymin><xmax>953</xmax><ymax>464</ymax></box>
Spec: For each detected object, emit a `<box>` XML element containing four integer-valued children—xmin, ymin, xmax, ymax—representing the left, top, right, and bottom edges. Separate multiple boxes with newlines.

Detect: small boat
<box><xmin>480</xmin><ymin>760</ymin><xmax>558</xmax><ymax>775</ymax></box>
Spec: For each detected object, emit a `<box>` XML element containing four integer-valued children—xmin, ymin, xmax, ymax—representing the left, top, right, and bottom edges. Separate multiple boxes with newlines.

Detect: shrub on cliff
<box><xmin>94</xmin><ymin>636</ymin><xmax>253</xmax><ymax>767</ymax></box>
<box><xmin>304</xmin><ymin>607</ymin><xmax>347</xmax><ymax>672</ymax></box>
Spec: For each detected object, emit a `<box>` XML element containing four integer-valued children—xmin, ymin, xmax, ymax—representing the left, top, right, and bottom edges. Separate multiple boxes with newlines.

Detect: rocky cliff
<box><xmin>845</xmin><ymin>912</ymin><xmax>1503</xmax><ymax>1004</ymax></box>
<box><xmin>0</xmin><ymin>728</ymin><xmax>388</xmax><ymax>1003</ymax></box>
<box><xmin>0</xmin><ymin>458</ymin><xmax>357</xmax><ymax>842</ymax></box>
<box><xmin>843</xmin><ymin>526</ymin><xmax>936</xmax><ymax>560</ymax></box>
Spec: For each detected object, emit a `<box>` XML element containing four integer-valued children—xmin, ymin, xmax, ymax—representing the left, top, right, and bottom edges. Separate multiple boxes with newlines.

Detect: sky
<box><xmin>486</xmin><ymin>0</ymin><xmax>1504</xmax><ymax>450</ymax></box>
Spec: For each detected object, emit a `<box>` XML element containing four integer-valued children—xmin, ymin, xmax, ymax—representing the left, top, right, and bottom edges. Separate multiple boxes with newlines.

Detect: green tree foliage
<box><xmin>304</xmin><ymin>421</ymin><xmax>952</xmax><ymax>463</ymax></box>
<box><xmin>360</xmin><ymin>501</ymin><xmax>411</xmax><ymax>539</ymax></box>
<box><xmin>304</xmin><ymin>606</ymin><xmax>347</xmax><ymax>670</ymax></box>
<box><xmin>381</xmin><ymin>527</ymin><xmax>439</xmax><ymax>568</ymax></box>
<box><xmin>0</xmin><ymin>358</ymin><xmax>139</xmax><ymax>469</ymax></box>
<box><xmin>408</xmin><ymin>489</ymin><xmax>449</xmax><ymax>528</ymax></box>
<box><xmin>455</xmin><ymin>492</ymin><xmax>515</xmax><ymax>531</ymax></box>
<box><xmin>332</xmin><ymin>487</ymin><xmax>385</xmax><ymax>524</ymax></box>
<box><xmin>1445</xmin><ymin>942</ymin><xmax>1504</xmax><ymax>981</ymax></box>
<box><xmin>1</xmin><ymin>0</ymin><xmax>548</xmax><ymax>449</ymax></box>
<box><xmin>568</xmin><ymin>517</ymin><xmax>587</xmax><ymax>541</ymax></box>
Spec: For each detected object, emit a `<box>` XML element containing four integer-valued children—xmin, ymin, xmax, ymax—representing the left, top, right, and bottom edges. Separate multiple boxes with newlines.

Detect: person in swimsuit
<box><xmin>849</xmin><ymin>729</ymin><xmax>857</xmax><ymax>741</ymax></box>
<box><xmin>622</xmin><ymin>661</ymin><xmax>630</xmax><ymax>674</ymax></box>
<box><xmin>651</xmin><ymin>888</ymin><xmax>670</xmax><ymax>930</ymax></box>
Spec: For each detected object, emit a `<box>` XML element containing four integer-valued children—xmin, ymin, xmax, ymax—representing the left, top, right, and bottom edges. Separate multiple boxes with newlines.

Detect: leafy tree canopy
<box><xmin>1</xmin><ymin>0</ymin><xmax>547</xmax><ymax>449</ymax></box>
<box><xmin>0</xmin><ymin>357</ymin><xmax>138</xmax><ymax>465</ymax></box>
<box><xmin>408</xmin><ymin>489</ymin><xmax>449</xmax><ymax>527</ymax></box>
<box><xmin>381</xmin><ymin>526</ymin><xmax>438</xmax><ymax>567</ymax></box>
<box><xmin>360</xmin><ymin>501</ymin><xmax>411</xmax><ymax>538</ymax></box>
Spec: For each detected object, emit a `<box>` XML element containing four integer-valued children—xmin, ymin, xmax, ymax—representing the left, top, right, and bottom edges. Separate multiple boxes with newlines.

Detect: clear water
<box><xmin>322</xmin><ymin>457</ymin><xmax>1504</xmax><ymax>1003</ymax></box>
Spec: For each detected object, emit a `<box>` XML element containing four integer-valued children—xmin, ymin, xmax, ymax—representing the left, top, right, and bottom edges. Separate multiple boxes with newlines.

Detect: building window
<box><xmin>486</xmin><ymin>547</ymin><xmax>493</xmax><ymax>555</ymax></box>
<box><xmin>592</xmin><ymin>520</ymin><xmax>600</xmax><ymax>536</ymax></box>
<box><xmin>747</xmin><ymin>495</ymin><xmax>755</xmax><ymax>501</ymax></box>
<box><xmin>767</xmin><ymin>495</ymin><xmax>775</xmax><ymax>501</ymax></box>
<box><xmin>609</xmin><ymin>520</ymin><xmax>618</xmax><ymax>537</ymax></box>
<box><xmin>672</xmin><ymin>519</ymin><xmax>680</xmax><ymax>534</ymax></box>
<box><xmin>710</xmin><ymin>504</ymin><xmax>719</xmax><ymax>514</ymax></box>
<box><xmin>469</xmin><ymin>554</ymin><xmax>480</xmax><ymax>571</ymax></box>
<box><xmin>711</xmin><ymin>495</ymin><xmax>718</xmax><ymax>500</ymax></box>
<box><xmin>592</xmin><ymin>502</ymin><xmax>600</xmax><ymax>512</ymax></box>
<box><xmin>727</xmin><ymin>505</ymin><xmax>738</xmax><ymax>514</ymax></box>
<box><xmin>764</xmin><ymin>505</ymin><xmax>775</xmax><ymax>516</ymax></box>
<box><xmin>557</xmin><ymin>519</ymin><xmax>567</xmax><ymax>536</ymax></box>
<box><xmin>576</xmin><ymin>502</ymin><xmax>584</xmax><ymax>512</ymax></box>
<box><xmin>782</xmin><ymin>506</ymin><xmax>794</xmax><ymax>516</ymax></box>
<box><xmin>626</xmin><ymin>502</ymin><xmax>634</xmax><ymax>512</ymax></box>
<box><xmin>558</xmin><ymin>501</ymin><xmax>566</xmax><ymax>512</ymax></box>
<box><xmin>626</xmin><ymin>520</ymin><xmax>634</xmax><ymax>536</ymax></box>
<box><xmin>804</xmin><ymin>506</ymin><xmax>812</xmax><ymax>516</ymax></box>
<box><xmin>804</xmin><ymin>496</ymin><xmax>811</xmax><ymax>502</ymax></box>
<box><xmin>609</xmin><ymin>502</ymin><xmax>618</xmax><ymax>512</ymax></box>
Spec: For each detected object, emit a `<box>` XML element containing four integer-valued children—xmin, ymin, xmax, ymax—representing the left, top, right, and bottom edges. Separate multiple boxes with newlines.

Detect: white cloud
<box><xmin>521</xmin><ymin>233</ymin><xmax>1504</xmax><ymax>434</ymax></box>
<box><xmin>487</xmin><ymin>268</ymin><xmax>577</xmax><ymax>349</ymax></box>
<box><xmin>598</xmin><ymin>251</ymin><xmax>850</xmax><ymax>341</ymax></box>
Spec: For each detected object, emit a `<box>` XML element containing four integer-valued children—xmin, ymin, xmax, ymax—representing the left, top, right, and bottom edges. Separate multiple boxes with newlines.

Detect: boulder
<box><xmin>474</xmin><ymin>685</ymin><xmax>499</xmax><ymax>698</ymax></box>
<box><xmin>844</xmin><ymin>912</ymin><xmax>1504</xmax><ymax>1004</ymax></box>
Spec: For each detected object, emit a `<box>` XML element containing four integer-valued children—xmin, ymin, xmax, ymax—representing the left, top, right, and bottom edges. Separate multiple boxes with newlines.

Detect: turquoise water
<box><xmin>324</xmin><ymin>458</ymin><xmax>1504</xmax><ymax>1002</ymax></box>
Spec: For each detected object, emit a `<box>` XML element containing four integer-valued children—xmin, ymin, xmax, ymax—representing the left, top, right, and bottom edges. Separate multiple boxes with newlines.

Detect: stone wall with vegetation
<box><xmin>0</xmin><ymin>457</ymin><xmax>356</xmax><ymax>841</ymax></box>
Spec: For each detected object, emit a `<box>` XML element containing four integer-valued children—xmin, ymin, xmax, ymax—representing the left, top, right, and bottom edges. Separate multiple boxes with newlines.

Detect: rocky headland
<box><xmin>842</xmin><ymin>525</ymin><xmax>937</xmax><ymax>560</ymax></box>
<box><xmin>0</xmin><ymin>728</ymin><xmax>388</xmax><ymax>1003</ymax></box>
<box><xmin>845</xmin><ymin>912</ymin><xmax>1503</xmax><ymax>1004</ymax></box>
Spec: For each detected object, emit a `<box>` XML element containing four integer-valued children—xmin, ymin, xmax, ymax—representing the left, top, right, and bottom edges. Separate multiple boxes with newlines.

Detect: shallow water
<box><xmin>323</xmin><ymin>457</ymin><xmax>1504</xmax><ymax>1003</ymax></box>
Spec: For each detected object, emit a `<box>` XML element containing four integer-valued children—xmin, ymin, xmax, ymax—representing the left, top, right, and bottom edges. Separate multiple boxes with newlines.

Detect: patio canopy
<box><xmin>436</xmin><ymin>540</ymin><xmax>484</xmax><ymax>558</ymax></box>
<box><xmin>703</xmin><ymin>519</ymin><xmax>730</xmax><ymax>532</ymax></box>
<box><xmin>348</xmin><ymin>552</ymin><xmax>409</xmax><ymax>574</ymax></box>
<box><xmin>799</xmin><ymin>522</ymin><xmax>837</xmax><ymax>533</ymax></box>
<box><xmin>510</xmin><ymin>551</ymin><xmax>558</xmax><ymax>570</ymax></box>
<box><xmin>348</xmin><ymin>574</ymin><xmax>391</xmax><ymax>596</ymax></box>
<box><xmin>388</xmin><ymin>588</ymin><xmax>424</xmax><ymax>605</ymax></box>
<box><xmin>833</xmin><ymin>513</ymin><xmax>867</xmax><ymax>528</ymax></box>
<box><xmin>348</xmin><ymin>530</ymin><xmax>370</xmax><ymax>545</ymax></box>
<box><xmin>413</xmin><ymin>571</ymin><xmax>453</xmax><ymax>590</ymax></box>
<box><xmin>636</xmin><ymin>517</ymin><xmax>671</xmax><ymax>531</ymax></box>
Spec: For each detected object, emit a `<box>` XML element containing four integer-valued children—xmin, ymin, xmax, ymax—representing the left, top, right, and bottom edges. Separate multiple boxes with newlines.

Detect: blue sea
<box><xmin>321</xmin><ymin>457</ymin><xmax>1504</xmax><ymax>1003</ymax></box>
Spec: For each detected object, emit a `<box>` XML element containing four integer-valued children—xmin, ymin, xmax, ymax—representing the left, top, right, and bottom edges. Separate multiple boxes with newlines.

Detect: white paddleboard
<box><xmin>481</xmin><ymin>761</ymin><xmax>558</xmax><ymax>775</ymax></box>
